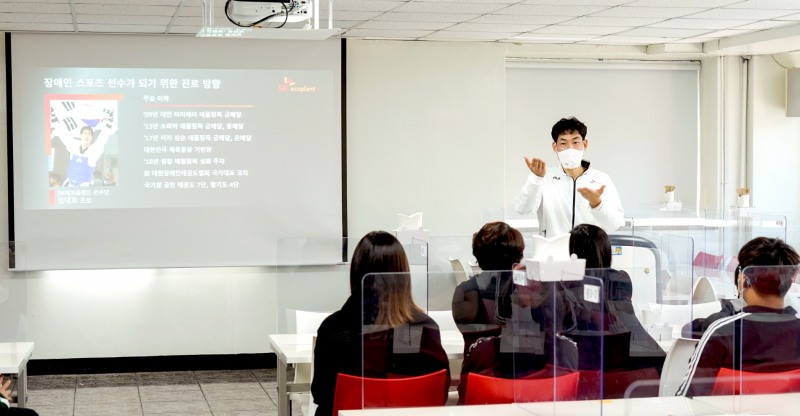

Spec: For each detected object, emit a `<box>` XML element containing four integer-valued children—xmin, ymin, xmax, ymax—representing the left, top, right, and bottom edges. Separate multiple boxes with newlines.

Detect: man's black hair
<box><xmin>551</xmin><ymin>117</ymin><xmax>587</xmax><ymax>142</ymax></box>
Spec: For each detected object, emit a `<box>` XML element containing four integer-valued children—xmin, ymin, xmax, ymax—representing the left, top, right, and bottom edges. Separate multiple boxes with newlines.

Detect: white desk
<box><xmin>268</xmin><ymin>332</ymin><xmax>465</xmax><ymax>416</ymax></box>
<box><xmin>694</xmin><ymin>393</ymin><xmax>800</xmax><ymax>416</ymax></box>
<box><xmin>0</xmin><ymin>342</ymin><xmax>34</xmax><ymax>408</ymax></box>
<box><xmin>338</xmin><ymin>397</ymin><xmax>732</xmax><ymax>416</ymax></box>
<box><xmin>518</xmin><ymin>396</ymin><xmax>728</xmax><ymax>416</ymax></box>
<box><xmin>340</xmin><ymin>403</ymin><xmax>533</xmax><ymax>416</ymax></box>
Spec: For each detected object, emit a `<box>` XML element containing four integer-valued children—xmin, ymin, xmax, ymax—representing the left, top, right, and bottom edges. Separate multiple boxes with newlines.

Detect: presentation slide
<box><xmin>28</xmin><ymin>68</ymin><xmax>329</xmax><ymax>209</ymax></box>
<box><xmin>9</xmin><ymin>34</ymin><xmax>343</xmax><ymax>270</ymax></box>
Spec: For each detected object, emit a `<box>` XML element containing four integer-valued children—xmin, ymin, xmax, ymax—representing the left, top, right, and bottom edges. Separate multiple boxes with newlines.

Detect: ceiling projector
<box><xmin>228</xmin><ymin>0</ymin><xmax>313</xmax><ymax>24</ymax></box>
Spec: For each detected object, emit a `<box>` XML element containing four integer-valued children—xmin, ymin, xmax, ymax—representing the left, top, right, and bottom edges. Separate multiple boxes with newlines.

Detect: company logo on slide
<box><xmin>277</xmin><ymin>76</ymin><xmax>317</xmax><ymax>94</ymax></box>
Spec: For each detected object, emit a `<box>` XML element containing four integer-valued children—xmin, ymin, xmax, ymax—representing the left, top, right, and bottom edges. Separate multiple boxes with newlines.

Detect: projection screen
<box><xmin>7</xmin><ymin>33</ymin><xmax>343</xmax><ymax>270</ymax></box>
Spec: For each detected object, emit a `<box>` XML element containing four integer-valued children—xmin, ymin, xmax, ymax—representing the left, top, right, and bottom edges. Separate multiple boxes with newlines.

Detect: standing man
<box><xmin>515</xmin><ymin>117</ymin><xmax>624</xmax><ymax>237</ymax></box>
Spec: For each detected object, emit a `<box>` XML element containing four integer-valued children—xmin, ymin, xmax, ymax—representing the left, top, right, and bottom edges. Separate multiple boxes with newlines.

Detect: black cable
<box><xmin>224</xmin><ymin>0</ymin><xmax>294</xmax><ymax>28</ymax></box>
<box><xmin>272</xmin><ymin>1</ymin><xmax>291</xmax><ymax>29</ymax></box>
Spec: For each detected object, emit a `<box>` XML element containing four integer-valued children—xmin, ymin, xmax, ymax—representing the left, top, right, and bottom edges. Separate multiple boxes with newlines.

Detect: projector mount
<box><xmin>224</xmin><ymin>0</ymin><xmax>313</xmax><ymax>28</ymax></box>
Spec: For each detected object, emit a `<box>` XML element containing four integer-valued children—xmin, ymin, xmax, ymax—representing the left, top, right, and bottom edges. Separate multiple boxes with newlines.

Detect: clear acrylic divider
<box><xmin>616</xmin><ymin>231</ymin><xmax>710</xmax><ymax>340</ymax></box>
<box><xmin>275</xmin><ymin>237</ymin><xmax>352</xmax><ymax>335</ymax></box>
<box><xmin>273</xmin><ymin>237</ymin><xmax>428</xmax><ymax>334</ymax></box>
<box><xmin>421</xmin><ymin>235</ymin><xmax>476</xmax><ymax>291</ymax></box>
<box><xmin>625</xmin><ymin>204</ymin><xmax>706</xmax><ymax>305</ymax></box>
<box><xmin>0</xmin><ymin>241</ymin><xmax>28</xmax><ymax>343</ymax></box>
<box><xmin>689</xmin><ymin>265</ymin><xmax>800</xmax><ymax>415</ymax></box>
<box><xmin>511</xmin><ymin>271</ymin><xmax>603</xmax><ymax>415</ymax></box>
<box><xmin>355</xmin><ymin>271</ymin><xmax>449</xmax><ymax>415</ymax></box>
<box><xmin>495</xmin><ymin>204</ymin><xmax>541</xmax><ymax>237</ymax></box>
<box><xmin>454</xmin><ymin>268</ymin><xmax>560</xmax><ymax>408</ymax></box>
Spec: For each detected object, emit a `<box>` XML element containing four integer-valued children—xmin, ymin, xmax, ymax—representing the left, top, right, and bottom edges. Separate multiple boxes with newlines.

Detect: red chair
<box><xmin>577</xmin><ymin>367</ymin><xmax>660</xmax><ymax>400</ymax></box>
<box><xmin>464</xmin><ymin>371</ymin><xmax>580</xmax><ymax>405</ymax></box>
<box><xmin>711</xmin><ymin>367</ymin><xmax>800</xmax><ymax>395</ymax></box>
<box><xmin>331</xmin><ymin>369</ymin><xmax>448</xmax><ymax>416</ymax></box>
<box><xmin>693</xmin><ymin>251</ymin><xmax>724</xmax><ymax>270</ymax></box>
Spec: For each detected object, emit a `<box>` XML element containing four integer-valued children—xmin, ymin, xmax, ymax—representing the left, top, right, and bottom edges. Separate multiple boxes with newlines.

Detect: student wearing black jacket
<box><xmin>676</xmin><ymin>237</ymin><xmax>800</xmax><ymax>397</ymax></box>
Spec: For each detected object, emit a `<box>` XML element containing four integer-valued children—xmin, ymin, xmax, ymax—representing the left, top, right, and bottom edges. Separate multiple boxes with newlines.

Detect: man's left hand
<box><xmin>577</xmin><ymin>185</ymin><xmax>605</xmax><ymax>208</ymax></box>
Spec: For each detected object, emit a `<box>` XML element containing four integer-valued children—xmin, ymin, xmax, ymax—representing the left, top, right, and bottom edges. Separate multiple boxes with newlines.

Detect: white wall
<box><xmin>749</xmin><ymin>54</ymin><xmax>800</xmax><ymax>246</ymax></box>
<box><xmin>346</xmin><ymin>40</ymin><xmax>507</xmax><ymax>238</ymax></box>
<box><xmin>504</xmin><ymin>62</ymin><xmax>700</xmax><ymax>216</ymax></box>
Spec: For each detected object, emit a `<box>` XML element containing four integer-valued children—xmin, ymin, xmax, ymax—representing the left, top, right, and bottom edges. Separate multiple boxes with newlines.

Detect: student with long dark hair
<box><xmin>311</xmin><ymin>231</ymin><xmax>449</xmax><ymax>416</ymax></box>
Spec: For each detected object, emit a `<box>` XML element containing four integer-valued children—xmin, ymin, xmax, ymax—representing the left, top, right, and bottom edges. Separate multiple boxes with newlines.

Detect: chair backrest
<box><xmin>578</xmin><ymin>367</ymin><xmax>660</xmax><ymax>400</ymax></box>
<box><xmin>464</xmin><ymin>371</ymin><xmax>580</xmax><ymax>405</ymax></box>
<box><xmin>646</xmin><ymin>301</ymin><xmax>720</xmax><ymax>326</ymax></box>
<box><xmin>295</xmin><ymin>310</ymin><xmax>332</xmax><ymax>334</ymax></box>
<box><xmin>711</xmin><ymin>367</ymin><xmax>800</xmax><ymax>395</ymax></box>
<box><xmin>692</xmin><ymin>276</ymin><xmax>718</xmax><ymax>304</ymax></box>
<box><xmin>693</xmin><ymin>251</ymin><xmax>724</xmax><ymax>270</ymax></box>
<box><xmin>449</xmin><ymin>257</ymin><xmax>470</xmax><ymax>284</ymax></box>
<box><xmin>567</xmin><ymin>331</ymin><xmax>631</xmax><ymax>371</ymax></box>
<box><xmin>331</xmin><ymin>369</ymin><xmax>448</xmax><ymax>416</ymax></box>
<box><xmin>659</xmin><ymin>337</ymin><xmax>700</xmax><ymax>396</ymax></box>
<box><xmin>725</xmin><ymin>257</ymin><xmax>739</xmax><ymax>273</ymax></box>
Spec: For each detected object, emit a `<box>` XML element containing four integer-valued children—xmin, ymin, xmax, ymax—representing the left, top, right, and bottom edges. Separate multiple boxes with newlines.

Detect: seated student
<box><xmin>685</xmin><ymin>238</ymin><xmax>800</xmax><ymax>339</ymax></box>
<box><xmin>311</xmin><ymin>231</ymin><xmax>450</xmax><ymax>416</ymax></box>
<box><xmin>452</xmin><ymin>222</ymin><xmax>525</xmax><ymax>354</ymax></box>
<box><xmin>676</xmin><ymin>237</ymin><xmax>800</xmax><ymax>397</ymax></box>
<box><xmin>567</xmin><ymin>224</ymin><xmax>664</xmax><ymax>364</ymax></box>
<box><xmin>457</xmin><ymin>266</ymin><xmax>579</xmax><ymax>404</ymax></box>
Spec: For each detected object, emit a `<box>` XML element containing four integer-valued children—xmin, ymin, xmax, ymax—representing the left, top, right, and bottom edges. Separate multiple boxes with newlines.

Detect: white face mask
<box><xmin>557</xmin><ymin>148</ymin><xmax>583</xmax><ymax>169</ymax></box>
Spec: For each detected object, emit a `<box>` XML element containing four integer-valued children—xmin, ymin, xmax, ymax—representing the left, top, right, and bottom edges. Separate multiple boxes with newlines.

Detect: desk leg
<box><xmin>277</xmin><ymin>359</ymin><xmax>288</xmax><ymax>416</ymax></box>
<box><xmin>17</xmin><ymin>369</ymin><xmax>27</xmax><ymax>408</ymax></box>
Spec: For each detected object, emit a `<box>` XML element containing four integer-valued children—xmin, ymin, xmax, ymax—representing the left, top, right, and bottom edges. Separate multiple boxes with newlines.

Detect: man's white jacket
<box><xmin>514</xmin><ymin>161</ymin><xmax>625</xmax><ymax>236</ymax></box>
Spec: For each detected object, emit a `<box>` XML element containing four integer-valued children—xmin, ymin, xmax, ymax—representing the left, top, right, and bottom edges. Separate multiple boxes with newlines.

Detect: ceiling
<box><xmin>2</xmin><ymin>0</ymin><xmax>800</xmax><ymax>54</ymax></box>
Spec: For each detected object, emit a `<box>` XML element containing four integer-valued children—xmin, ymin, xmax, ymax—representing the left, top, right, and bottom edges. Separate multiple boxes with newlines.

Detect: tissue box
<box><xmin>523</xmin><ymin>256</ymin><xmax>586</xmax><ymax>282</ymax></box>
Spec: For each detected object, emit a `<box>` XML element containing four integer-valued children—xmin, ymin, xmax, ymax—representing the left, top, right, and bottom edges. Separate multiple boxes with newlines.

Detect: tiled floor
<box><xmin>23</xmin><ymin>369</ymin><xmax>289</xmax><ymax>416</ymax></box>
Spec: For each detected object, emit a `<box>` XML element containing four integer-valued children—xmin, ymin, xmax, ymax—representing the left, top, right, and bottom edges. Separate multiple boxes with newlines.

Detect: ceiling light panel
<box><xmin>394</xmin><ymin>2</ymin><xmax>508</xmax><ymax>14</ymax></box>
<box><xmin>735</xmin><ymin>20</ymin><xmax>797</xmax><ymax>29</ymax></box>
<box><xmin>447</xmin><ymin>22</ymin><xmax>544</xmax><ymax>32</ymax></box>
<box><xmin>470</xmin><ymin>14</ymin><xmax>574</xmax><ymax>25</ymax></box>
<box><xmin>627</xmin><ymin>0</ymin><xmax>739</xmax><ymax>6</ymax></box>
<box><xmin>328</xmin><ymin>0</ymin><xmax>405</xmax><ymax>12</ymax></box>
<box><xmin>648</xmin><ymin>18</ymin><xmax>755</xmax><ymax>29</ymax></box>
<box><xmin>356</xmin><ymin>20</ymin><xmax>454</xmax><ymax>30</ymax></box>
<box><xmin>533</xmin><ymin>25</ymin><xmax>631</xmax><ymax>35</ymax></box>
<box><xmin>424</xmin><ymin>30</ymin><xmax>517</xmax><ymax>41</ymax></box>
<box><xmin>617</xmin><ymin>27</ymin><xmax>712</xmax><ymax>38</ymax></box>
<box><xmin>590</xmin><ymin>7</ymin><xmax>707</xmax><ymax>18</ymax></box>
<box><xmin>563</xmin><ymin>16</ymin><xmax>667</xmax><ymax>26</ymax></box>
<box><xmin>495</xmin><ymin>5</ymin><xmax>609</xmax><ymax>16</ymax></box>
<box><xmin>343</xmin><ymin>27</ymin><xmax>433</xmax><ymax>37</ymax></box>
<box><xmin>701</xmin><ymin>29</ymin><xmax>757</xmax><ymax>37</ymax></box>
<box><xmin>0</xmin><ymin>2</ymin><xmax>70</xmax><ymax>13</ymax></box>
<box><xmin>727</xmin><ymin>0</ymin><xmax>800</xmax><ymax>9</ymax></box>
<box><xmin>688</xmin><ymin>8</ymin><xmax>799</xmax><ymax>20</ymax></box>
<box><xmin>0</xmin><ymin>12</ymin><xmax>72</xmax><ymax>23</ymax></box>
<box><xmin>585</xmin><ymin>35</ymin><xmax>680</xmax><ymax>44</ymax></box>
<box><xmin>373</xmin><ymin>12</ymin><xmax>479</xmax><ymax>22</ymax></box>
<box><xmin>522</xmin><ymin>0</ymin><xmax>629</xmax><ymax>5</ymax></box>
<box><xmin>74</xmin><ymin>4</ymin><xmax>177</xmax><ymax>16</ymax></box>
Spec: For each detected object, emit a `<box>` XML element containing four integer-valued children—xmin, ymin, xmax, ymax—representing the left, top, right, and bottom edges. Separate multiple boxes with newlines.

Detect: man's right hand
<box><xmin>524</xmin><ymin>157</ymin><xmax>546</xmax><ymax>177</ymax></box>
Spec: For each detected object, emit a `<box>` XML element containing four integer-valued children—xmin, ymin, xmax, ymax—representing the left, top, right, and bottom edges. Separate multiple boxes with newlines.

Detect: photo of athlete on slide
<box><xmin>49</xmin><ymin>99</ymin><xmax>119</xmax><ymax>187</ymax></box>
